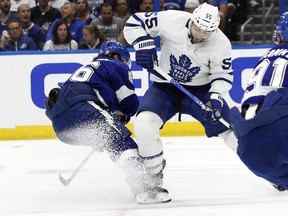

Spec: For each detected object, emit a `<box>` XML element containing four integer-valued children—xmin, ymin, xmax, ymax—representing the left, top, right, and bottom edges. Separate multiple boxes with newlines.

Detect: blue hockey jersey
<box><xmin>46</xmin><ymin>56</ymin><xmax>139</xmax><ymax>120</ymax></box>
<box><xmin>22</xmin><ymin>23</ymin><xmax>45</xmax><ymax>50</ymax></box>
<box><xmin>230</xmin><ymin>44</ymin><xmax>288</xmax><ymax>189</ymax></box>
<box><xmin>233</xmin><ymin>43</ymin><xmax>288</xmax><ymax>136</ymax></box>
<box><xmin>0</xmin><ymin>34</ymin><xmax>37</xmax><ymax>51</ymax></box>
<box><xmin>241</xmin><ymin>44</ymin><xmax>288</xmax><ymax>110</ymax></box>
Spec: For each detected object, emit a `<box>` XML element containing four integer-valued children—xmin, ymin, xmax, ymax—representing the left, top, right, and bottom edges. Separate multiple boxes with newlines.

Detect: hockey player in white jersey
<box><xmin>123</xmin><ymin>3</ymin><xmax>233</xmax><ymax>204</ymax></box>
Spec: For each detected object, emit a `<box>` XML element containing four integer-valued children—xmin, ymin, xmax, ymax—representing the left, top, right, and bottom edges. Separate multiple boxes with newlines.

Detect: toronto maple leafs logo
<box><xmin>169</xmin><ymin>54</ymin><xmax>200</xmax><ymax>83</ymax></box>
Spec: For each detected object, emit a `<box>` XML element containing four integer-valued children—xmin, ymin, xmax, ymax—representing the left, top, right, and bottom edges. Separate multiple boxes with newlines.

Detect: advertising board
<box><xmin>0</xmin><ymin>45</ymin><xmax>272</xmax><ymax>139</ymax></box>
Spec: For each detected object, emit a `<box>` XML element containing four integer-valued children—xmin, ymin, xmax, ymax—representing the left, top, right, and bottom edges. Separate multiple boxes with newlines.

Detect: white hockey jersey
<box><xmin>123</xmin><ymin>10</ymin><xmax>233</xmax><ymax>95</ymax></box>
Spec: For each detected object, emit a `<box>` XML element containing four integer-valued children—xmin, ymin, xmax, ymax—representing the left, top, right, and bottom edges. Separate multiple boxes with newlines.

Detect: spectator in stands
<box><xmin>114</xmin><ymin>0</ymin><xmax>131</xmax><ymax>20</ymax></box>
<box><xmin>10</xmin><ymin>0</ymin><xmax>35</xmax><ymax>14</ymax></box>
<box><xmin>46</xmin><ymin>2</ymin><xmax>86</xmax><ymax>44</ymax></box>
<box><xmin>91</xmin><ymin>2</ymin><xmax>123</xmax><ymax>41</ymax></box>
<box><xmin>78</xmin><ymin>24</ymin><xmax>106</xmax><ymax>49</ymax></box>
<box><xmin>138</xmin><ymin>0</ymin><xmax>154</xmax><ymax>12</ymax></box>
<box><xmin>86</xmin><ymin>0</ymin><xmax>114</xmax><ymax>17</ymax></box>
<box><xmin>184</xmin><ymin>0</ymin><xmax>200</xmax><ymax>13</ymax></box>
<box><xmin>17</xmin><ymin>4</ymin><xmax>45</xmax><ymax>50</ymax></box>
<box><xmin>160</xmin><ymin>0</ymin><xmax>164</xmax><ymax>10</ymax></box>
<box><xmin>43</xmin><ymin>20</ymin><xmax>78</xmax><ymax>50</ymax></box>
<box><xmin>163</xmin><ymin>0</ymin><xmax>185</xmax><ymax>11</ymax></box>
<box><xmin>0</xmin><ymin>0</ymin><xmax>17</xmax><ymax>37</ymax></box>
<box><xmin>87</xmin><ymin>0</ymin><xmax>104</xmax><ymax>17</ymax></box>
<box><xmin>30</xmin><ymin>0</ymin><xmax>62</xmax><ymax>34</ymax></box>
<box><xmin>226</xmin><ymin>0</ymin><xmax>248</xmax><ymax>41</ymax></box>
<box><xmin>127</xmin><ymin>0</ymin><xmax>140</xmax><ymax>13</ymax></box>
<box><xmin>0</xmin><ymin>19</ymin><xmax>37</xmax><ymax>51</ymax></box>
<box><xmin>49</xmin><ymin>0</ymin><xmax>66</xmax><ymax>11</ymax></box>
<box><xmin>76</xmin><ymin>0</ymin><xmax>95</xmax><ymax>25</ymax></box>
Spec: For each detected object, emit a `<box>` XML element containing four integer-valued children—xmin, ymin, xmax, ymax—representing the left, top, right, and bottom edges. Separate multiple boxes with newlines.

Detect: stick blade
<box><xmin>58</xmin><ymin>173</ymin><xmax>70</xmax><ymax>186</ymax></box>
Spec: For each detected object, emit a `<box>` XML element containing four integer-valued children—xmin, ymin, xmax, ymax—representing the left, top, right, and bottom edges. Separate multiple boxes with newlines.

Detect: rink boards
<box><xmin>0</xmin><ymin>45</ymin><xmax>272</xmax><ymax>139</ymax></box>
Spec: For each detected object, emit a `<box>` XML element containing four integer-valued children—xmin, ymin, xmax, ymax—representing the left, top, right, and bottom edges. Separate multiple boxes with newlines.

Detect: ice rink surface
<box><xmin>0</xmin><ymin>136</ymin><xmax>287</xmax><ymax>216</ymax></box>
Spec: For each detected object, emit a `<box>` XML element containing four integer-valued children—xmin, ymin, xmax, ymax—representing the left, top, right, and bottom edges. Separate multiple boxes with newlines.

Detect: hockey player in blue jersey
<box><xmin>230</xmin><ymin>12</ymin><xmax>288</xmax><ymax>192</ymax></box>
<box><xmin>123</xmin><ymin>3</ymin><xmax>234</xmax><ymax>203</ymax></box>
<box><xmin>45</xmin><ymin>40</ymin><xmax>154</xmax><ymax>202</ymax></box>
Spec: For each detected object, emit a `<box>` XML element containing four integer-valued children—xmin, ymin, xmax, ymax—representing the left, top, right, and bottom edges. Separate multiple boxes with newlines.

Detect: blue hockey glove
<box><xmin>203</xmin><ymin>108</ymin><xmax>214</xmax><ymax>124</ymax></box>
<box><xmin>132</xmin><ymin>35</ymin><xmax>158</xmax><ymax>71</ymax></box>
<box><xmin>208</xmin><ymin>92</ymin><xmax>224</xmax><ymax>121</ymax></box>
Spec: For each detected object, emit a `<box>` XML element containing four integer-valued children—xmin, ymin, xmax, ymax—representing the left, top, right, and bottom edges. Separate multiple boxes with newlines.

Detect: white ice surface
<box><xmin>0</xmin><ymin>136</ymin><xmax>287</xmax><ymax>216</ymax></box>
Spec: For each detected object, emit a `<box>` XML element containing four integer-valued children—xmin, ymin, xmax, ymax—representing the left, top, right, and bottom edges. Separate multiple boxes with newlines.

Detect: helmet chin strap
<box><xmin>188</xmin><ymin>33</ymin><xmax>193</xmax><ymax>42</ymax></box>
<box><xmin>188</xmin><ymin>27</ymin><xmax>199</xmax><ymax>44</ymax></box>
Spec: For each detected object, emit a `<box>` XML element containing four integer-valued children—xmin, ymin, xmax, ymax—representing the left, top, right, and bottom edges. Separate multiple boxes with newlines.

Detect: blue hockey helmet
<box><xmin>98</xmin><ymin>40</ymin><xmax>130</xmax><ymax>66</ymax></box>
<box><xmin>273</xmin><ymin>12</ymin><xmax>288</xmax><ymax>44</ymax></box>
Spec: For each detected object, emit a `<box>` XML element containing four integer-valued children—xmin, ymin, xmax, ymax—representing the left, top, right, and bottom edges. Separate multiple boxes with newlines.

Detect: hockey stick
<box><xmin>58</xmin><ymin>101</ymin><xmax>121</xmax><ymax>186</ymax></box>
<box><xmin>153</xmin><ymin>64</ymin><xmax>230</xmax><ymax>128</ymax></box>
<box><xmin>59</xmin><ymin>148</ymin><xmax>96</xmax><ymax>186</ymax></box>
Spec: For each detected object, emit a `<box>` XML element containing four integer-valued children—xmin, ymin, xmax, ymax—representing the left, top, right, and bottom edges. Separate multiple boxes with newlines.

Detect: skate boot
<box><xmin>135</xmin><ymin>159</ymin><xmax>171</xmax><ymax>204</ymax></box>
<box><xmin>135</xmin><ymin>186</ymin><xmax>171</xmax><ymax>204</ymax></box>
<box><xmin>121</xmin><ymin>156</ymin><xmax>171</xmax><ymax>204</ymax></box>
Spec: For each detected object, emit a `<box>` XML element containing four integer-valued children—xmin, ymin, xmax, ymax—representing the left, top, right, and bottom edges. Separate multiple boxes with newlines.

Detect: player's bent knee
<box><xmin>134</xmin><ymin>111</ymin><xmax>163</xmax><ymax>138</ymax></box>
<box><xmin>134</xmin><ymin>111</ymin><xmax>164</xmax><ymax>157</ymax></box>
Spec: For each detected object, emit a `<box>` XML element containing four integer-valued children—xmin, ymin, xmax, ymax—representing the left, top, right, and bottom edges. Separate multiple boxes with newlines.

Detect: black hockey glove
<box><xmin>46</xmin><ymin>87</ymin><xmax>61</xmax><ymax>109</ymax></box>
<box><xmin>118</xmin><ymin>115</ymin><xmax>131</xmax><ymax>124</ymax></box>
<box><xmin>113</xmin><ymin>111</ymin><xmax>131</xmax><ymax>124</ymax></box>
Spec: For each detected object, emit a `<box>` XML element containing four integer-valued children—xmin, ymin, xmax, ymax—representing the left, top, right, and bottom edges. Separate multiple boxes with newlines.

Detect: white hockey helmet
<box><xmin>192</xmin><ymin>2</ymin><xmax>220</xmax><ymax>32</ymax></box>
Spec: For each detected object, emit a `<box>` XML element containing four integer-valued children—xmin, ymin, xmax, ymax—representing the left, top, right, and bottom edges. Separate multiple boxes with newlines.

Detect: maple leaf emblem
<box><xmin>169</xmin><ymin>54</ymin><xmax>200</xmax><ymax>83</ymax></box>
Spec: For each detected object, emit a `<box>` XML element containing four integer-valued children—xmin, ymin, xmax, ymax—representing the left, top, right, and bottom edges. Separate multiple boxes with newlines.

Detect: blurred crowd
<box><xmin>0</xmin><ymin>0</ymin><xmax>261</xmax><ymax>51</ymax></box>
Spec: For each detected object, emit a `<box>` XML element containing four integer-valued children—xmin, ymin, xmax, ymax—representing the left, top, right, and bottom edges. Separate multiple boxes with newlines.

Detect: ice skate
<box><xmin>121</xmin><ymin>156</ymin><xmax>171</xmax><ymax>204</ymax></box>
<box><xmin>134</xmin><ymin>159</ymin><xmax>171</xmax><ymax>204</ymax></box>
<box><xmin>272</xmin><ymin>184</ymin><xmax>287</xmax><ymax>192</ymax></box>
<box><xmin>136</xmin><ymin>186</ymin><xmax>171</xmax><ymax>204</ymax></box>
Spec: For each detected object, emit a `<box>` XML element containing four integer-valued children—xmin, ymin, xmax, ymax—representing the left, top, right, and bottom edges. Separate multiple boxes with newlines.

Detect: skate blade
<box><xmin>136</xmin><ymin>192</ymin><xmax>172</xmax><ymax>204</ymax></box>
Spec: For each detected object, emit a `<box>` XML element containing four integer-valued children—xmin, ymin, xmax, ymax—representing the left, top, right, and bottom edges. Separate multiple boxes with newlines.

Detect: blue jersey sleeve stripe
<box><xmin>125</xmin><ymin>23</ymin><xmax>140</xmax><ymax>27</ymax></box>
<box><xmin>141</xmin><ymin>151</ymin><xmax>163</xmax><ymax>160</ymax></box>
<box><xmin>131</xmin><ymin>14</ymin><xmax>146</xmax><ymax>30</ymax></box>
<box><xmin>210</xmin><ymin>77</ymin><xmax>233</xmax><ymax>85</ymax></box>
